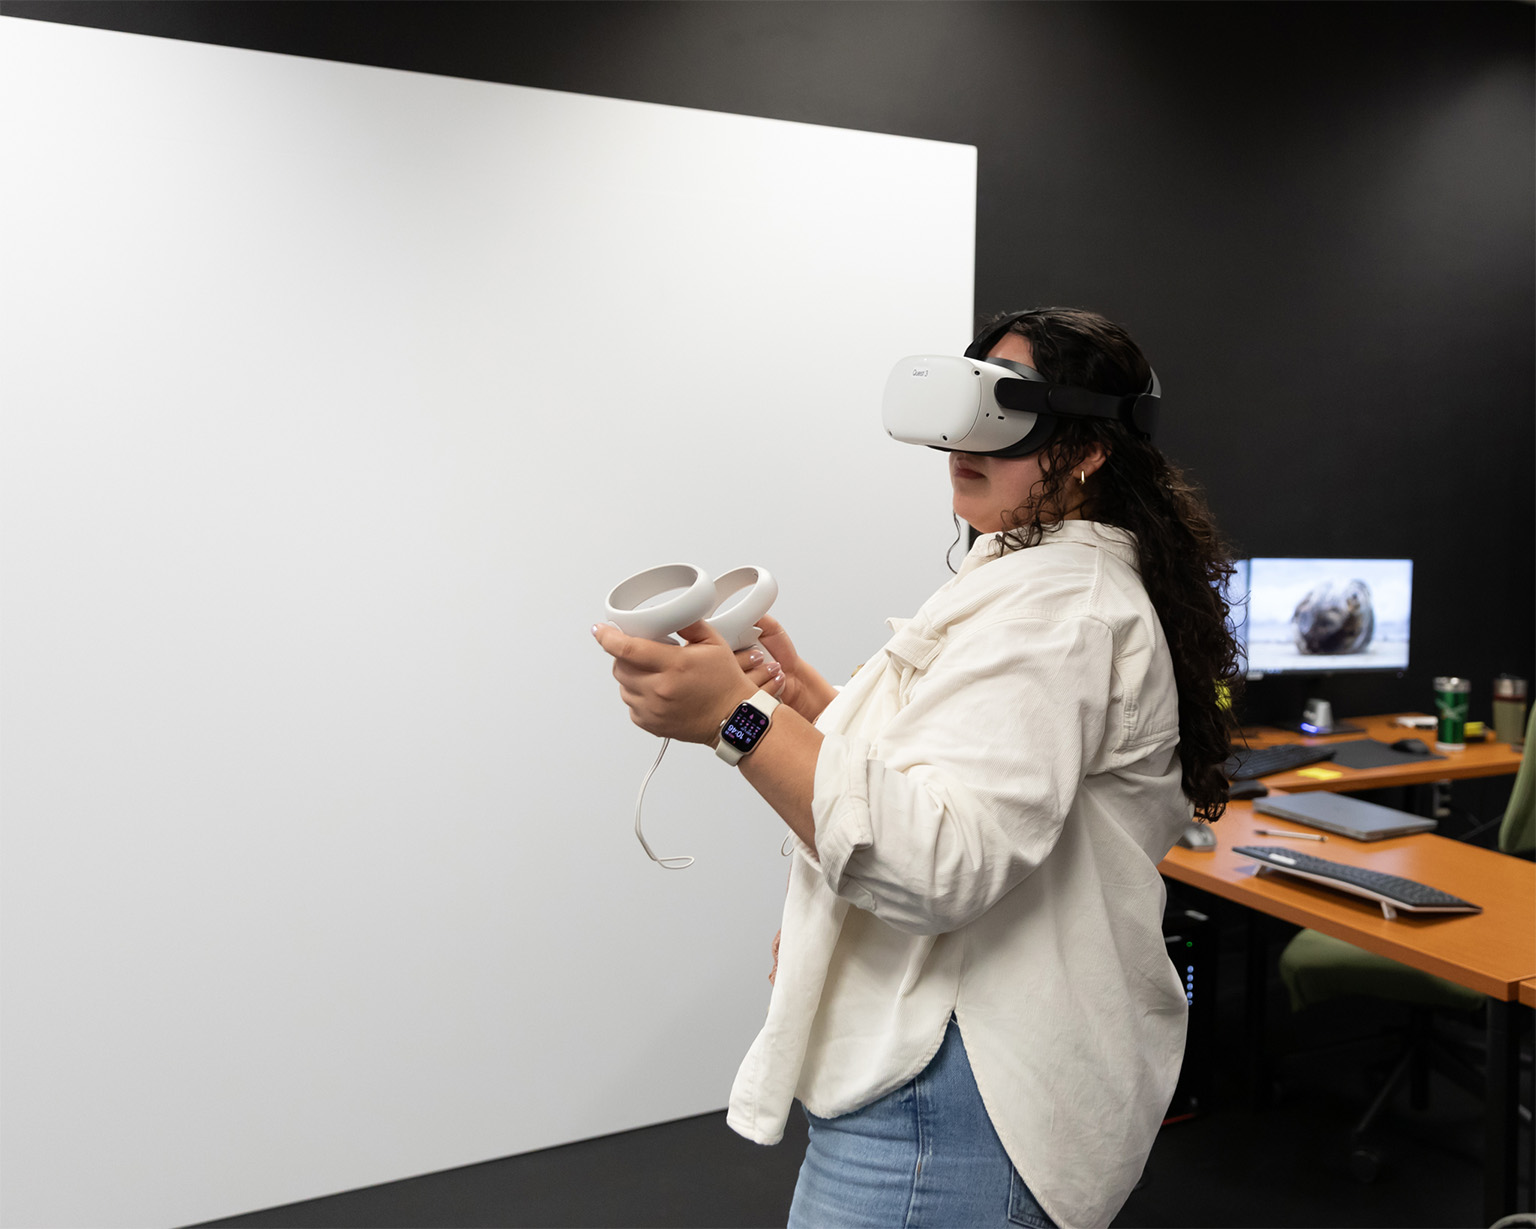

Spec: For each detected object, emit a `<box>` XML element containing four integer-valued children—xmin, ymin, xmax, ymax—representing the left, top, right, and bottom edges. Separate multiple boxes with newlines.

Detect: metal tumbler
<box><xmin>1493</xmin><ymin>675</ymin><xmax>1527</xmax><ymax>748</ymax></box>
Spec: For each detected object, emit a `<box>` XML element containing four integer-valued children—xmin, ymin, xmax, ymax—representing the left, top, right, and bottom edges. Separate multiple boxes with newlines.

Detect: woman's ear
<box><xmin>1079</xmin><ymin>443</ymin><xmax>1110</xmax><ymax>481</ymax></box>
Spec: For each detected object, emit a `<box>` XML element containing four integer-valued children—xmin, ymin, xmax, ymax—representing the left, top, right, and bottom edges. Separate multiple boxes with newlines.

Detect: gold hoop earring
<box><xmin>1078</xmin><ymin>470</ymin><xmax>1086</xmax><ymax>486</ymax></box>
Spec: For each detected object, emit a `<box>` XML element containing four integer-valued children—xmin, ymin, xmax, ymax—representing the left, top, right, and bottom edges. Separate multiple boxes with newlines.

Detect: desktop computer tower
<box><xmin>1163</xmin><ymin>905</ymin><xmax>1217</xmax><ymax>1120</ymax></box>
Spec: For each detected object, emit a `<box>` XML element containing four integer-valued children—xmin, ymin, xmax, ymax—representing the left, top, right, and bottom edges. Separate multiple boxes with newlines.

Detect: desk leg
<box><xmin>1245</xmin><ymin>916</ymin><xmax>1270</xmax><ymax>1110</ymax></box>
<box><xmin>1483</xmin><ymin>998</ymin><xmax>1519</xmax><ymax>1223</ymax></box>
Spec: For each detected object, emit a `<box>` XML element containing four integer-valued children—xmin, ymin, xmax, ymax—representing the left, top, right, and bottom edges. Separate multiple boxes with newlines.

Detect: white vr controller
<box><xmin>603</xmin><ymin>562</ymin><xmax>780</xmax><ymax>872</ymax></box>
<box><xmin>604</xmin><ymin>563</ymin><xmax>778</xmax><ymax>654</ymax></box>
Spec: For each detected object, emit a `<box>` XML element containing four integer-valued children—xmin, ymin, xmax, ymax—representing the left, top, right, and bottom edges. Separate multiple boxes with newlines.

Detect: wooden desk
<box><xmin>1162</xmin><ymin>802</ymin><xmax>1536</xmax><ymax>997</ymax></box>
<box><xmin>1160</xmin><ymin>803</ymin><xmax>1535</xmax><ymax>1221</ymax></box>
<box><xmin>1237</xmin><ymin>713</ymin><xmax>1525</xmax><ymax>793</ymax></box>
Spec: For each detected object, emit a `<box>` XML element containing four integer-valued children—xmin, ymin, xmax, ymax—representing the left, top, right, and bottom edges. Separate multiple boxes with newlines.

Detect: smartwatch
<box><xmin>715</xmin><ymin>690</ymin><xmax>780</xmax><ymax>765</ymax></box>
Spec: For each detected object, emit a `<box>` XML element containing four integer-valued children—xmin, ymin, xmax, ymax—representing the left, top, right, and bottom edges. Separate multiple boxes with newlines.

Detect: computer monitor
<box><xmin>1229</xmin><ymin>557</ymin><xmax>1413</xmax><ymax>732</ymax></box>
<box><xmin>1235</xmin><ymin>557</ymin><xmax>1412</xmax><ymax>679</ymax></box>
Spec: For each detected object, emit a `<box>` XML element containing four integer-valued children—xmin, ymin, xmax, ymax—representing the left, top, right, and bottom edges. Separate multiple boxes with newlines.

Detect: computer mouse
<box><xmin>1228</xmin><ymin>780</ymin><xmax>1270</xmax><ymax>801</ymax></box>
<box><xmin>1391</xmin><ymin>737</ymin><xmax>1430</xmax><ymax>755</ymax></box>
<box><xmin>1176</xmin><ymin>822</ymin><xmax>1217</xmax><ymax>851</ymax></box>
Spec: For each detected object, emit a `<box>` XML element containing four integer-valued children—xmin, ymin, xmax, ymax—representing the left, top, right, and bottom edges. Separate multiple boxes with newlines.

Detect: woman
<box><xmin>593</xmin><ymin>307</ymin><xmax>1240</xmax><ymax>1228</ymax></box>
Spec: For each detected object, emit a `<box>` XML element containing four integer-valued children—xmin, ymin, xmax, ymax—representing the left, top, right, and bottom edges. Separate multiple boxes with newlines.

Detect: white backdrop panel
<box><xmin>0</xmin><ymin>17</ymin><xmax>974</xmax><ymax>1228</ymax></box>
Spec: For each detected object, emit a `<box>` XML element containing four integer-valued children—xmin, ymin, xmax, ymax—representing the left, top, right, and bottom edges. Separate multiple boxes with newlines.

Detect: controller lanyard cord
<box><xmin>634</xmin><ymin>738</ymin><xmax>694</xmax><ymax>869</ymax></box>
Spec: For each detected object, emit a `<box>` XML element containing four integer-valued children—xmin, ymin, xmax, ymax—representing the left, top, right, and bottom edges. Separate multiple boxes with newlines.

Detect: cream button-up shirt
<box><xmin>727</xmin><ymin>520</ymin><xmax>1192</xmax><ymax>1229</ymax></box>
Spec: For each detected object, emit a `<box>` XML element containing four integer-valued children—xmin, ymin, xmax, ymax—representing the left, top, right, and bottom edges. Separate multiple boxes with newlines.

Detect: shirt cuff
<box><xmin>809</xmin><ymin>731</ymin><xmax>877</xmax><ymax>905</ymax></box>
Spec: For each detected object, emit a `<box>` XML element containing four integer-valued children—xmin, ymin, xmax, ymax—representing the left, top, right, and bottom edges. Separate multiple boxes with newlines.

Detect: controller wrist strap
<box><xmin>633</xmin><ymin>738</ymin><xmax>694</xmax><ymax>870</ymax></box>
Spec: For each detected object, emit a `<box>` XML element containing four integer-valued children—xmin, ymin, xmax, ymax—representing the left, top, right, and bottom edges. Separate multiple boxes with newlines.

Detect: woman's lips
<box><xmin>953</xmin><ymin>460</ymin><xmax>984</xmax><ymax>479</ymax></box>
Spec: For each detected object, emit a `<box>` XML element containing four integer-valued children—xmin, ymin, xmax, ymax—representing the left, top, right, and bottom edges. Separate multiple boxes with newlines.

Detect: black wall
<box><xmin>9</xmin><ymin>0</ymin><xmax>1533</xmax><ymax>728</ymax></box>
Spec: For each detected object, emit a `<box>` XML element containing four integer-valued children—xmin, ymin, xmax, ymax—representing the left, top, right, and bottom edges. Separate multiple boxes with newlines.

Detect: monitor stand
<box><xmin>1296</xmin><ymin>696</ymin><xmax>1365</xmax><ymax>737</ymax></box>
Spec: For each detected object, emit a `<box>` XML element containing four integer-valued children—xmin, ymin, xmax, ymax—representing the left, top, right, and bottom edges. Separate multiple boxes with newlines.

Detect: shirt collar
<box><xmin>959</xmin><ymin>519</ymin><xmax>1140</xmax><ymax>577</ymax></box>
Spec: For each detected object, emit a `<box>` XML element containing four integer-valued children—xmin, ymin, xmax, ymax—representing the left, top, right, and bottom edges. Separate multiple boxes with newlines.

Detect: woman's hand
<box><xmin>736</xmin><ymin>614</ymin><xmax>839</xmax><ymax>723</ymax></box>
<box><xmin>733</xmin><ymin>621</ymin><xmax>789</xmax><ymax>702</ymax></box>
<box><xmin>595</xmin><ymin>617</ymin><xmax>825</xmax><ymax>854</ymax></box>
<box><xmin>592</xmin><ymin>620</ymin><xmax>757</xmax><ymax>745</ymax></box>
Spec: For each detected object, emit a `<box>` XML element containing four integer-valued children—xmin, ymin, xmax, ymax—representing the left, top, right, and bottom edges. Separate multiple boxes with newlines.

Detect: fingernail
<box><xmin>767</xmin><ymin>661</ymin><xmax>783</xmax><ymax>677</ymax></box>
<box><xmin>747</xmin><ymin>651</ymin><xmax>764</xmax><ymax>666</ymax></box>
<box><xmin>590</xmin><ymin>624</ymin><xmax>602</xmax><ymax>638</ymax></box>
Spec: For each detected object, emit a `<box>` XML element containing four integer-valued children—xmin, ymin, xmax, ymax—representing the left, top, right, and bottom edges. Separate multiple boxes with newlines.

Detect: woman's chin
<box><xmin>954</xmin><ymin>506</ymin><xmax>1000</xmax><ymax>535</ymax></box>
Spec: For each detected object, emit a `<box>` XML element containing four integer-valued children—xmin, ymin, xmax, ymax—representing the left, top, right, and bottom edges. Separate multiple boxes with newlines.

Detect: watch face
<box><xmin>721</xmin><ymin>702</ymin><xmax>771</xmax><ymax>753</ymax></box>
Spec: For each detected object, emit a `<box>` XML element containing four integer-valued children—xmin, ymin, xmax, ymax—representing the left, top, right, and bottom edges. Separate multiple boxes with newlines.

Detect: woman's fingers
<box><xmin>732</xmin><ymin>646</ymin><xmax>778</xmax><ymax>669</ymax></box>
<box><xmin>735</xmin><ymin>648</ymin><xmax>785</xmax><ymax>695</ymax></box>
<box><xmin>743</xmin><ymin>666</ymin><xmax>785</xmax><ymax>692</ymax></box>
<box><xmin>590</xmin><ymin>623</ymin><xmax>670</xmax><ymax>671</ymax></box>
<box><xmin>595</xmin><ymin>619</ymin><xmax>761</xmax><ymax>744</ymax></box>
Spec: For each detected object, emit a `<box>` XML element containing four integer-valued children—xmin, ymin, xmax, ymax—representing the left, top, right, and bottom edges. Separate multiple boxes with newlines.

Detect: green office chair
<box><xmin>1277</xmin><ymin>707</ymin><xmax>1535</xmax><ymax>1180</ymax></box>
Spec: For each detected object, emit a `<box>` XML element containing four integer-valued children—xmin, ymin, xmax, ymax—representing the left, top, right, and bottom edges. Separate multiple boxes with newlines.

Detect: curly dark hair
<box><xmin>981</xmin><ymin>307</ymin><xmax>1241</xmax><ymax>822</ymax></box>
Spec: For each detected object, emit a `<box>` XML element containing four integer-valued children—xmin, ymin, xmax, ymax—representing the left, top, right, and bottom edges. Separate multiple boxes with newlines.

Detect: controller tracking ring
<box><xmin>604</xmin><ymin>564</ymin><xmax>715</xmax><ymax>643</ymax></box>
<box><xmin>707</xmin><ymin>566</ymin><xmax>779</xmax><ymax>651</ymax></box>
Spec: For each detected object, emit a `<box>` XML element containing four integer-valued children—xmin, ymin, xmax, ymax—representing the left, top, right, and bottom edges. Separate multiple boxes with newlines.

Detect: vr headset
<box><xmin>881</xmin><ymin>312</ymin><xmax>1161</xmax><ymax>458</ymax></box>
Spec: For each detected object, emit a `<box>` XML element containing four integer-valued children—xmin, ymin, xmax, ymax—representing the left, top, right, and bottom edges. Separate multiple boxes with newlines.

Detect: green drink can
<box><xmin>1433</xmin><ymin>676</ymin><xmax>1471</xmax><ymax>751</ymax></box>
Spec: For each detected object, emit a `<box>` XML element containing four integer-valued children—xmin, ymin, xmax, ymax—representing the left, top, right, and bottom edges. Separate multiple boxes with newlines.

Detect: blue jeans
<box><xmin>787</xmin><ymin>1019</ymin><xmax>1056</xmax><ymax>1228</ymax></box>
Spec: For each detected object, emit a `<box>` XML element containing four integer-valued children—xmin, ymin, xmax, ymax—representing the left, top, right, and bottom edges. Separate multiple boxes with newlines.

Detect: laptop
<box><xmin>1253</xmin><ymin>792</ymin><xmax>1437</xmax><ymax>841</ymax></box>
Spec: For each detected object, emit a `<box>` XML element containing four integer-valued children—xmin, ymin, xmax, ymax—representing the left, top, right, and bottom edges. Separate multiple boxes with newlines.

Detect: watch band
<box><xmin>715</xmin><ymin>689</ymin><xmax>780</xmax><ymax>765</ymax></box>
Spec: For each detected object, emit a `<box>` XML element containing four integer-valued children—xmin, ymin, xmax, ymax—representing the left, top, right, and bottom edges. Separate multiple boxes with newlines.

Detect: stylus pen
<box><xmin>1254</xmin><ymin>827</ymin><xmax>1327</xmax><ymax>841</ymax></box>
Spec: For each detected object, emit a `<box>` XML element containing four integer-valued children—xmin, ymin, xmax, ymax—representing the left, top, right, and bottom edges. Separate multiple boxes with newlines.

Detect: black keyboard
<box><xmin>1233</xmin><ymin>845</ymin><xmax>1481</xmax><ymax>918</ymax></box>
<box><xmin>1224</xmin><ymin>744</ymin><xmax>1338</xmax><ymax>780</ymax></box>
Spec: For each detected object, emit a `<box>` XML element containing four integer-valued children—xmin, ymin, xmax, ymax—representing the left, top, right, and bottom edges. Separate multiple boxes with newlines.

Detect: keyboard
<box><xmin>1224</xmin><ymin>743</ymin><xmax>1338</xmax><ymax>780</ymax></box>
<box><xmin>1233</xmin><ymin>845</ymin><xmax>1481</xmax><ymax>919</ymax></box>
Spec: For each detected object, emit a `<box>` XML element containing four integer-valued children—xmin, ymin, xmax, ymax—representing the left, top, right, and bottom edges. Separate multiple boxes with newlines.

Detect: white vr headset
<box><xmin>882</xmin><ymin>314</ymin><xmax>1161</xmax><ymax>458</ymax></box>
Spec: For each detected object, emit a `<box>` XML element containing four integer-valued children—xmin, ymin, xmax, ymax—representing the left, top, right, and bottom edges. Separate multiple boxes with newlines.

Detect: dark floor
<box><xmin>196</xmin><ymin>894</ymin><xmax>1533</xmax><ymax>1229</ymax></box>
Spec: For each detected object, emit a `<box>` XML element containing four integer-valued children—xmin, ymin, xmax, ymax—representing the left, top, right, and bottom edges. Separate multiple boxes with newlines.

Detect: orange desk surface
<box><xmin>1237</xmin><ymin>712</ymin><xmax>1525</xmax><ymax>793</ymax></box>
<box><xmin>1159</xmin><ymin>802</ymin><xmax>1536</xmax><ymax>1000</ymax></box>
<box><xmin>1521</xmin><ymin>979</ymin><xmax>1536</xmax><ymax>1011</ymax></box>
